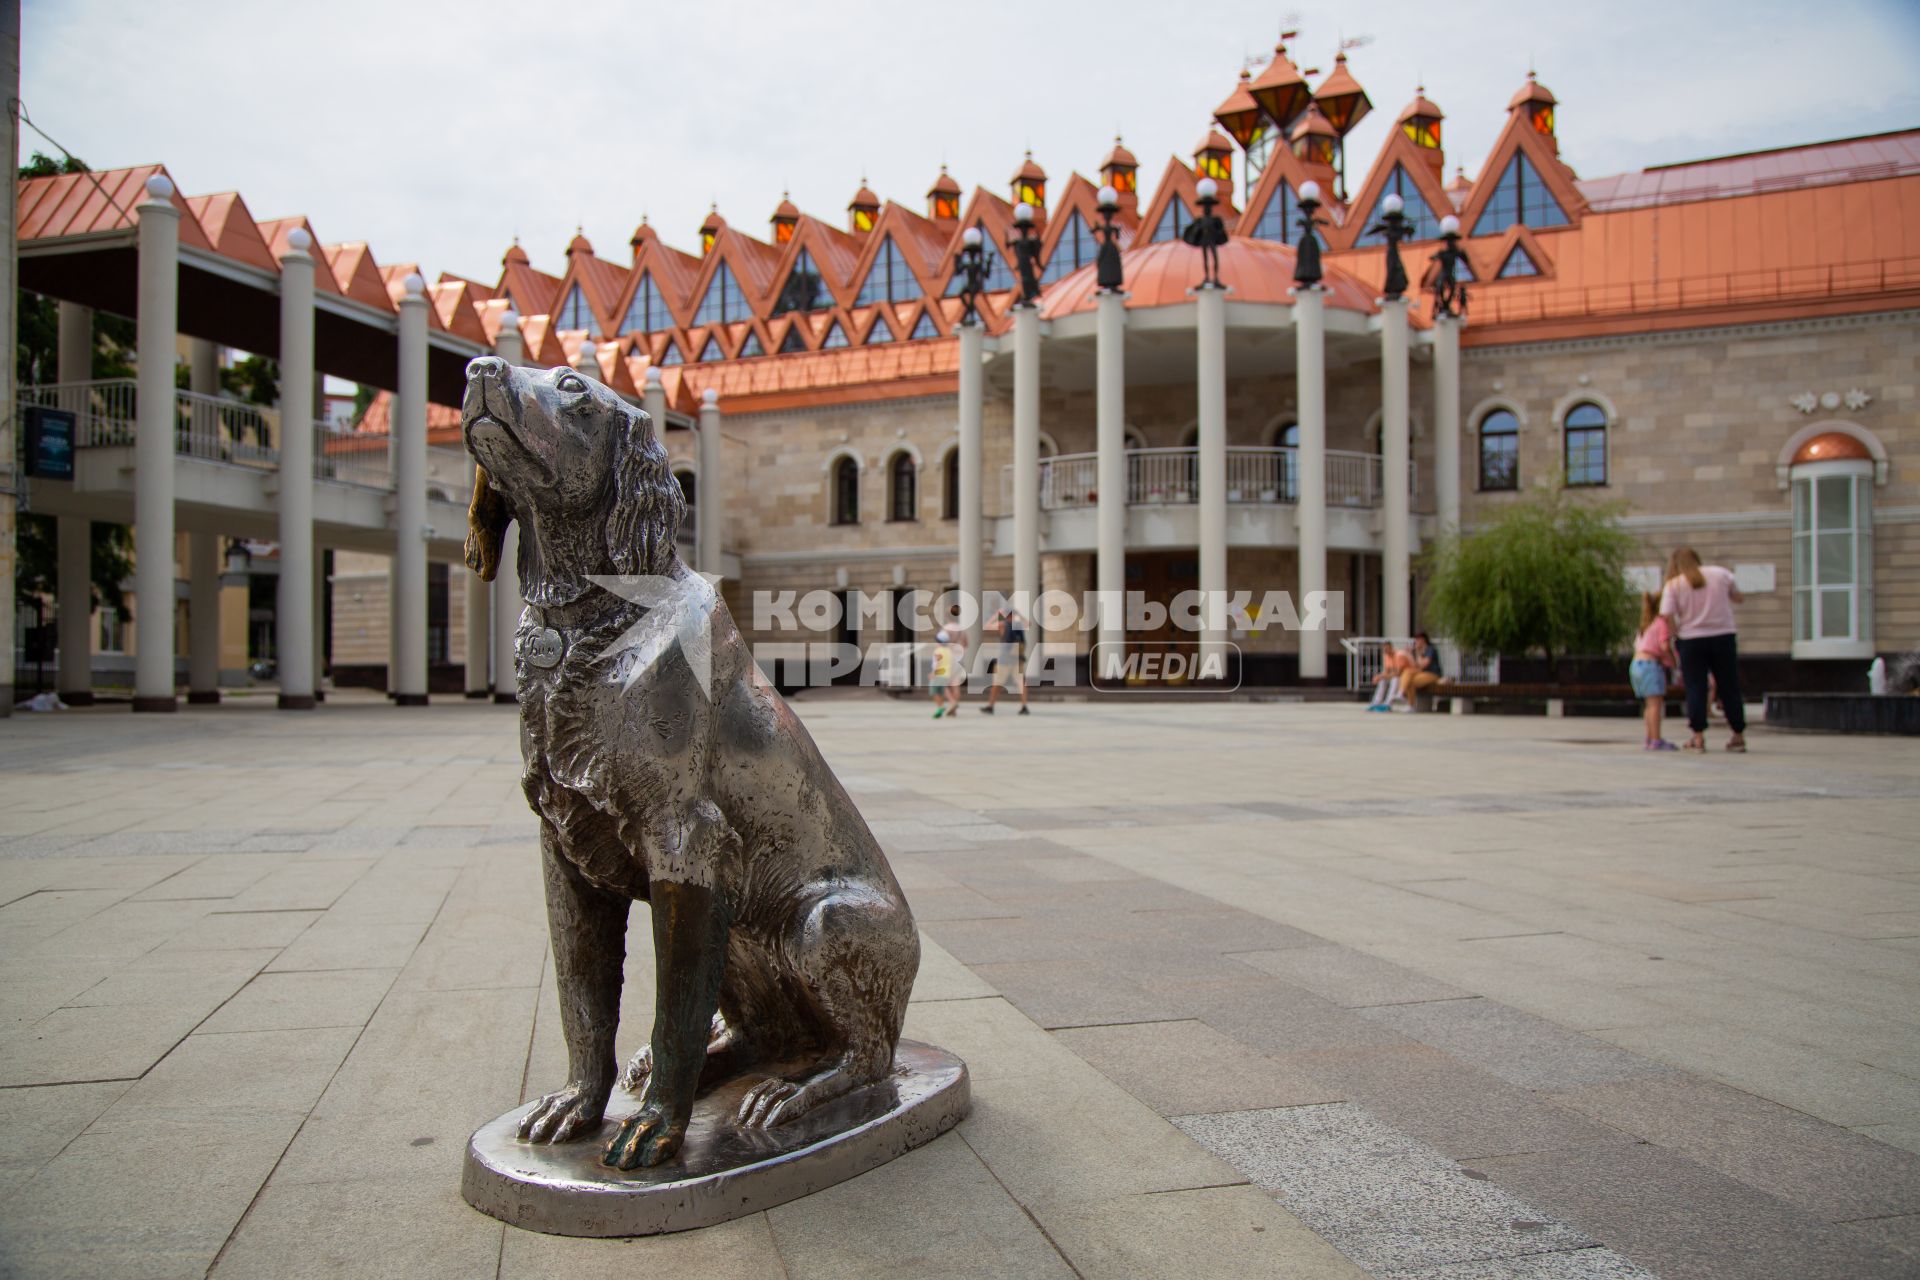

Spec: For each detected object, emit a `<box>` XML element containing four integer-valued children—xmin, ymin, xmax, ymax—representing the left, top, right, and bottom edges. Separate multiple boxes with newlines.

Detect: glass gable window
<box><xmin>945</xmin><ymin>232</ymin><xmax>1014</xmax><ymax>294</ymax></box>
<box><xmin>866</xmin><ymin>315</ymin><xmax>893</xmax><ymax>344</ymax></box>
<box><xmin>1497</xmin><ymin>244</ymin><xmax>1540</xmax><ymax>278</ymax></box>
<box><xmin>1040</xmin><ymin>213</ymin><xmax>1097</xmax><ymax>284</ymax></box>
<box><xmin>738</xmin><ymin>331</ymin><xmax>764</xmax><ymax>358</ymax></box>
<box><xmin>1475</xmin><ymin>152</ymin><xmax>1569</xmax><ymax>233</ymax></box>
<box><xmin>772</xmin><ymin>248</ymin><xmax>830</xmax><ymax>315</ymax></box>
<box><xmin>1354</xmin><ymin>166</ymin><xmax>1444</xmax><ymax>244</ymax></box>
<box><xmin>1793</xmin><ymin>467</ymin><xmax>1875</xmax><ymax>654</ymax></box>
<box><xmin>910</xmin><ymin>312</ymin><xmax>939</xmax><ymax>340</ymax></box>
<box><xmin>1563</xmin><ymin>402</ymin><xmax>1606</xmax><ymax>486</ymax></box>
<box><xmin>696</xmin><ymin>336</ymin><xmax>722</xmax><ymax>362</ymax></box>
<box><xmin>779</xmin><ymin>325</ymin><xmax>808</xmax><ymax>354</ymax></box>
<box><xmin>621</xmin><ymin>274</ymin><xmax>665</xmax><ymax>333</ymax></box>
<box><xmin>691</xmin><ymin>261</ymin><xmax>748</xmax><ymax>327</ymax></box>
<box><xmin>1148</xmin><ymin>200</ymin><xmax>1190</xmax><ymax>244</ymax></box>
<box><xmin>1478</xmin><ymin>409</ymin><xmax>1519</xmax><ymax>491</ymax></box>
<box><xmin>556</xmin><ymin>284</ymin><xmax>593</xmax><ymax>331</ymax></box>
<box><xmin>821</xmin><ymin>322</ymin><xmax>848</xmax><ymax>349</ymax></box>
<box><xmin>659</xmin><ymin>340</ymin><xmax>684</xmax><ymax>366</ymax></box>
<box><xmin>855</xmin><ymin>237</ymin><xmax>919</xmax><ymax>306</ymax></box>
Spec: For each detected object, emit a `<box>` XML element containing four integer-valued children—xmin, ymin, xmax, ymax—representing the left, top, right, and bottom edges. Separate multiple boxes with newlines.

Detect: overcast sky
<box><xmin>21</xmin><ymin>0</ymin><xmax>1920</xmax><ymax>289</ymax></box>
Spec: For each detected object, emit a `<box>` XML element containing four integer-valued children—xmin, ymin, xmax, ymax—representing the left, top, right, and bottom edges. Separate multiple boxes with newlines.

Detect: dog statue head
<box><xmin>461</xmin><ymin>357</ymin><xmax>686</xmax><ymax>592</ymax></box>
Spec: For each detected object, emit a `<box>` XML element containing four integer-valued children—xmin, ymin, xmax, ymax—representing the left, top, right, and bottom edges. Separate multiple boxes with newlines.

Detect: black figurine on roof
<box><xmin>1430</xmin><ymin>213</ymin><xmax>1470</xmax><ymax>319</ymax></box>
<box><xmin>1007</xmin><ymin>202</ymin><xmax>1043</xmax><ymax>306</ymax></box>
<box><xmin>955</xmin><ymin>226</ymin><xmax>989</xmax><ymax>325</ymax></box>
<box><xmin>1293</xmin><ymin>180</ymin><xmax>1327</xmax><ymax>288</ymax></box>
<box><xmin>1182</xmin><ymin>178</ymin><xmax>1230</xmax><ymax>288</ymax></box>
<box><xmin>1369</xmin><ymin>192</ymin><xmax>1412</xmax><ymax>300</ymax></box>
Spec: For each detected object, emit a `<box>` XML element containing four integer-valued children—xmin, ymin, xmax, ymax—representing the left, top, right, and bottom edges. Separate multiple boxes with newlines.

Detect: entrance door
<box><xmin>1123</xmin><ymin>550</ymin><xmax>1198</xmax><ymax>684</ymax></box>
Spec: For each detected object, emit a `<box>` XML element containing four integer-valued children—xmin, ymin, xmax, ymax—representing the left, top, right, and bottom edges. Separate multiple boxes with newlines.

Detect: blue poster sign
<box><xmin>24</xmin><ymin>406</ymin><xmax>76</xmax><ymax>480</ymax></box>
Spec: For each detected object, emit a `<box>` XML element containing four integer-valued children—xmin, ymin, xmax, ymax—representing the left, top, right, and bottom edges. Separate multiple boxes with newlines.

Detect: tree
<box><xmin>15</xmin><ymin>516</ymin><xmax>134</xmax><ymax>614</ymax></box>
<box><xmin>1419</xmin><ymin>482</ymin><xmax>1637</xmax><ymax>673</ymax></box>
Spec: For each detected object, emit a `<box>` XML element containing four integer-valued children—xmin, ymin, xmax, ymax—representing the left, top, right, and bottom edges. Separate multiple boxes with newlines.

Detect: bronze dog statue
<box><xmin>462</xmin><ymin>357</ymin><xmax>919</xmax><ymax>1171</ymax></box>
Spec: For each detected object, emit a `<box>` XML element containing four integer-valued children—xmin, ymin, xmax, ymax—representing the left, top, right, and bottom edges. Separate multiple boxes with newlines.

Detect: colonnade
<box><xmin>950</xmin><ymin>283</ymin><xmax>1465</xmax><ymax>683</ymax></box>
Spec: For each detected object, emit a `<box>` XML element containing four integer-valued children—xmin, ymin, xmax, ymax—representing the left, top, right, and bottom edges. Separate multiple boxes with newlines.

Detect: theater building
<box><xmin>13</xmin><ymin>46</ymin><xmax>1918</xmax><ymax>702</ymax></box>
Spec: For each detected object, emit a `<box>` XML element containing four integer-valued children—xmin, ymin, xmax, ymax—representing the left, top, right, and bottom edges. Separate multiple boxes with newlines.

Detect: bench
<box><xmin>1417</xmin><ymin>681</ymin><xmax>1682</xmax><ymax>717</ymax></box>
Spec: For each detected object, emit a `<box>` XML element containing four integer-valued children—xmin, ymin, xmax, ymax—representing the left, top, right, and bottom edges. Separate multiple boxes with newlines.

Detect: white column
<box><xmin>463</xmin><ymin>566</ymin><xmax>489</xmax><ymax>696</ymax></box>
<box><xmin>1295</xmin><ymin>286</ymin><xmax>1328</xmax><ymax>683</ymax></box>
<box><xmin>491</xmin><ymin>524</ymin><xmax>521</xmax><ymax>704</ymax></box>
<box><xmin>494</xmin><ymin>316</ymin><xmax>528</xmax><ymax>703</ymax></box>
<box><xmin>696</xmin><ymin>388</ymin><xmax>722</xmax><ymax>578</ymax></box>
<box><xmin>1380</xmin><ymin>296</ymin><xmax>1411</xmax><ymax>640</ymax></box>
<box><xmin>1011</xmin><ymin>305</ymin><xmax>1041</xmax><ymax>614</ymax></box>
<box><xmin>133</xmin><ymin>175</ymin><xmax>180</xmax><ymax>712</ymax></box>
<box><xmin>1094</xmin><ymin>291</ymin><xmax>1126</xmax><ymax>672</ymax></box>
<box><xmin>56</xmin><ymin>517</ymin><xmax>91</xmax><ymax>702</ymax></box>
<box><xmin>188</xmin><ymin>337</ymin><xmax>218</xmax><ymax>395</ymax></box>
<box><xmin>957</xmin><ymin>321</ymin><xmax>985</xmax><ymax>653</ymax></box>
<box><xmin>186</xmin><ymin>535</ymin><xmax>220</xmax><ymax>702</ymax></box>
<box><xmin>276</xmin><ymin>230</ymin><xmax>317</xmax><ymax>707</ymax></box>
<box><xmin>393</xmin><ymin>274</ymin><xmax>429</xmax><ymax>705</ymax></box>
<box><xmin>0</xmin><ymin>5</ymin><xmax>16</xmax><ymax>715</ymax></box>
<box><xmin>314</xmin><ymin>545</ymin><xmax>327</xmax><ymax>700</ymax></box>
<box><xmin>1196</xmin><ymin>285</ymin><xmax>1228</xmax><ymax>659</ymax></box>
<box><xmin>54</xmin><ymin>304</ymin><xmax>92</xmax><ymax>703</ymax></box>
<box><xmin>1434</xmin><ymin>314</ymin><xmax>1462</xmax><ymax>533</ymax></box>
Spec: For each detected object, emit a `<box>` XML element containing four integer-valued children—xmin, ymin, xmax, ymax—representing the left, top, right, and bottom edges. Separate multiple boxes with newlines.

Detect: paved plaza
<box><xmin>0</xmin><ymin>692</ymin><xmax>1916</xmax><ymax>1279</ymax></box>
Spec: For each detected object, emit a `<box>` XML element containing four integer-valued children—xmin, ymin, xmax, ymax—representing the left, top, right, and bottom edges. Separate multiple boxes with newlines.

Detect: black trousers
<box><xmin>1676</xmin><ymin>632</ymin><xmax>1746</xmax><ymax>734</ymax></box>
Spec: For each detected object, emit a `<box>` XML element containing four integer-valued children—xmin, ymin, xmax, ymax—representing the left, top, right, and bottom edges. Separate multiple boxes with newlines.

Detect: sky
<box><xmin>20</xmin><ymin>0</ymin><xmax>1920</xmax><ymax>290</ymax></box>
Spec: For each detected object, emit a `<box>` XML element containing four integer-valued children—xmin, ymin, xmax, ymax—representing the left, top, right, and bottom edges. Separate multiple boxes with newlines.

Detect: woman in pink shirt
<box><xmin>1658</xmin><ymin>547</ymin><xmax>1747</xmax><ymax>753</ymax></box>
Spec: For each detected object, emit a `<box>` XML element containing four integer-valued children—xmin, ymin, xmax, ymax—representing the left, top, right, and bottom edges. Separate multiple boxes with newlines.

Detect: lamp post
<box><xmin>1094</xmin><ymin>185</ymin><xmax>1125</xmax><ymax>292</ymax></box>
<box><xmin>1293</xmin><ymin>179</ymin><xmax>1329</xmax><ymax>682</ymax></box>
<box><xmin>955</xmin><ymin>226</ymin><xmax>988</xmax><ymax>326</ymax></box>
<box><xmin>1094</xmin><ymin>183</ymin><xmax>1126</xmax><ymax>670</ymax></box>
<box><xmin>1183</xmin><ymin>177</ymin><xmax>1228</xmax><ymax>289</ymax></box>
<box><xmin>1370</xmin><ymin>192</ymin><xmax>1411</xmax><ymax>300</ymax></box>
<box><xmin>1008</xmin><ymin>202</ymin><xmax>1042</xmax><ymax>307</ymax></box>
<box><xmin>1294</xmin><ymin>179</ymin><xmax>1326</xmax><ymax>286</ymax></box>
<box><xmin>1430</xmin><ymin>214</ymin><xmax>1469</xmax><ymax>319</ymax></box>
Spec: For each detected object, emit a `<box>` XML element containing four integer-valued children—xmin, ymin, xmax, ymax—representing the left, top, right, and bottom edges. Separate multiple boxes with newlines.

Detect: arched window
<box><xmin>1563</xmin><ymin>402</ymin><xmax>1607</xmax><ymax>487</ymax></box>
<box><xmin>1478</xmin><ymin>409</ymin><xmax>1519</xmax><ymax>491</ymax></box>
<box><xmin>888</xmin><ymin>452</ymin><xmax>917</xmax><ymax>521</ymax></box>
<box><xmin>1790</xmin><ymin>435</ymin><xmax>1877</xmax><ymax>658</ymax></box>
<box><xmin>674</xmin><ymin>468</ymin><xmax>696</xmax><ymax>537</ymax></box>
<box><xmin>831</xmin><ymin>456</ymin><xmax>860</xmax><ymax>525</ymax></box>
<box><xmin>941</xmin><ymin>448</ymin><xmax>960</xmax><ymax>519</ymax></box>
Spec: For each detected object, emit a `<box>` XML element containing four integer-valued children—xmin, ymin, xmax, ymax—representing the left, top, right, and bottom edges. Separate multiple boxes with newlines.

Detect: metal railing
<box><xmin>314</xmin><ymin>422</ymin><xmax>391</xmax><ymax>489</ymax></box>
<box><xmin>1004</xmin><ymin>446</ymin><xmax>1401</xmax><ymax>512</ymax></box>
<box><xmin>1469</xmin><ymin>256</ymin><xmax>1920</xmax><ymax>326</ymax></box>
<box><xmin>23</xmin><ymin>379</ymin><xmax>280</xmax><ymax>469</ymax></box>
<box><xmin>1341</xmin><ymin>636</ymin><xmax>1499</xmax><ymax>693</ymax></box>
<box><xmin>19</xmin><ymin>378</ymin><xmax>137</xmax><ymax>446</ymax></box>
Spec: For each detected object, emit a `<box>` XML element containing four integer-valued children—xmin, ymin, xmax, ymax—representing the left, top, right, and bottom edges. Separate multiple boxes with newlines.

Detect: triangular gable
<box><xmin>256</xmin><ymin>217</ymin><xmax>344</xmax><ymax>295</ymax></box>
<box><xmin>1350</xmin><ymin>164</ymin><xmax>1448</xmax><ymax>245</ymax></box>
<box><xmin>1335</xmin><ymin>129</ymin><xmax>1454</xmax><ymax>250</ymax></box>
<box><xmin>439</xmin><ymin>271</ymin><xmax>496</xmax><ymax>304</ymax></box>
<box><xmin>1485</xmin><ymin>223</ymin><xmax>1553</xmax><ymax>281</ymax></box>
<box><xmin>771</xmin><ymin>246</ymin><xmax>834</xmax><ymax>315</ymax></box>
<box><xmin>325</xmin><ymin>243</ymin><xmax>397</xmax><ymax>312</ymax></box>
<box><xmin>619</xmin><ymin>270</ymin><xmax>671</xmax><ymax>334</ymax></box>
<box><xmin>1237</xmin><ymin>155</ymin><xmax>1326</xmax><ymax>249</ymax></box>
<box><xmin>820</xmin><ymin>320</ymin><xmax>849</xmax><ymax>349</ymax></box>
<box><xmin>184</xmin><ymin>192</ymin><xmax>279</xmax><ymax>272</ymax></box>
<box><xmin>777</xmin><ymin>319</ymin><xmax>809</xmax><ymax>354</ymax></box>
<box><xmin>769</xmin><ymin>215</ymin><xmax>862</xmax><ymax>313</ymax></box>
<box><xmin>620</xmin><ymin>225</ymin><xmax>701</xmax><ymax>328</ymax></box>
<box><xmin>856</xmin><ymin>200</ymin><xmax>950</xmax><ymax>294</ymax></box>
<box><xmin>933</xmin><ymin>188</ymin><xmax>1020</xmax><ymax>297</ymax></box>
<box><xmin>909</xmin><ymin>309</ymin><xmax>941</xmax><ymax>340</ymax></box>
<box><xmin>658</xmin><ymin>336</ymin><xmax>686</xmax><ymax>366</ymax></box>
<box><xmin>1459</xmin><ymin>120</ymin><xmax>1585</xmax><ymax>238</ymax></box>
<box><xmin>852</xmin><ymin>232</ymin><xmax>922</xmax><ymax>306</ymax></box>
<box><xmin>1040</xmin><ymin>209</ymin><xmax>1096</xmax><ymax>284</ymax></box>
<box><xmin>689</xmin><ymin>257</ymin><xmax>752</xmax><ymax>327</ymax></box>
<box><xmin>555</xmin><ymin>283</ymin><xmax>594</xmax><ymax>331</ymax></box>
<box><xmin>714</xmin><ymin>226</ymin><xmax>784</xmax><ymax>302</ymax></box>
<box><xmin>738</xmin><ymin>329</ymin><xmax>765</xmax><ymax>358</ymax></box>
<box><xmin>497</xmin><ymin>250</ymin><xmax>562</xmax><ymax>320</ymax></box>
<box><xmin>520</xmin><ymin>313</ymin><xmax>567</xmax><ymax>366</ymax></box>
<box><xmin>860</xmin><ymin>307</ymin><xmax>894</xmax><ymax>343</ymax></box>
<box><xmin>429</xmin><ymin>279</ymin><xmax>491</xmax><ymax>344</ymax></box>
<box><xmin>1133</xmin><ymin>158</ymin><xmax>1238</xmax><ymax>249</ymax></box>
<box><xmin>695</xmin><ymin>333</ymin><xmax>724</xmax><ymax>362</ymax></box>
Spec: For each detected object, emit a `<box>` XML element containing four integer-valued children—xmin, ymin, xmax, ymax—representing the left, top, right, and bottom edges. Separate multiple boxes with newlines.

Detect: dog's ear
<box><xmin>465</xmin><ymin>464</ymin><xmax>511</xmax><ymax>581</ymax></box>
<box><xmin>606</xmin><ymin>406</ymin><xmax>685</xmax><ymax>575</ymax></box>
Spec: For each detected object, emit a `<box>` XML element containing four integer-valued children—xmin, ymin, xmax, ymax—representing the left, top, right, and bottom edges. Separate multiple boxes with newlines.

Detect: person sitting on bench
<box><xmin>1367</xmin><ymin>641</ymin><xmax>1413</xmax><ymax>711</ymax></box>
<box><xmin>1396</xmin><ymin>632</ymin><xmax>1442</xmax><ymax>711</ymax></box>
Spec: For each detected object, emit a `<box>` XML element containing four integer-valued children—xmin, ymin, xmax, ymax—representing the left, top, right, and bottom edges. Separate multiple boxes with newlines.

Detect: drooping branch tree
<box><xmin>1420</xmin><ymin>482</ymin><xmax>1637</xmax><ymax>674</ymax></box>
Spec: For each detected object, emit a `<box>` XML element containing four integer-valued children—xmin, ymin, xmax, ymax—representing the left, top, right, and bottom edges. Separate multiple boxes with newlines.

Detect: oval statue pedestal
<box><xmin>462</xmin><ymin>1041</ymin><xmax>970</xmax><ymax>1237</ymax></box>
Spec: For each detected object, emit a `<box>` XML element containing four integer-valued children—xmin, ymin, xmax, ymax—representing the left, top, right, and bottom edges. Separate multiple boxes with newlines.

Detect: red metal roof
<box><xmin>1578</xmin><ymin>130</ymin><xmax>1920</xmax><ymax>211</ymax></box>
<box><xmin>1040</xmin><ymin>237</ymin><xmax>1379</xmax><ymax>319</ymax></box>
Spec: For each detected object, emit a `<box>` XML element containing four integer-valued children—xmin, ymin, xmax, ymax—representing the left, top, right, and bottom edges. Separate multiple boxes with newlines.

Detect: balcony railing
<box><xmin>1005</xmin><ymin>446</ymin><xmax>1402</xmax><ymax>512</ymax></box>
<box><xmin>14</xmin><ymin>379</ymin><xmax>474</xmax><ymax>502</ymax></box>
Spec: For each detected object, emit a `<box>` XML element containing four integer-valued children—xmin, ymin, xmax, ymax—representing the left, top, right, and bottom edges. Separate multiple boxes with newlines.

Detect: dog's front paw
<box><xmin>603</xmin><ymin>1100</ymin><xmax>686</xmax><ymax>1170</ymax></box>
<box><xmin>516</xmin><ymin>1080</ymin><xmax>610</xmax><ymax>1144</ymax></box>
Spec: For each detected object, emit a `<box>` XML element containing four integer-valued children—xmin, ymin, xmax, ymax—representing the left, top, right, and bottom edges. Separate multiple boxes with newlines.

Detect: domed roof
<box><xmin>699</xmin><ymin>205</ymin><xmax>726</xmax><ymax>233</ymax></box>
<box><xmin>566</xmin><ymin>230</ymin><xmax>593</xmax><ymax>257</ymax></box>
<box><xmin>1011</xmin><ymin>150</ymin><xmax>1047</xmax><ymax>183</ymax></box>
<box><xmin>1290</xmin><ymin>103</ymin><xmax>1337</xmax><ymax>142</ymax></box>
<box><xmin>1398</xmin><ymin>85</ymin><xmax>1443</xmax><ymax>123</ymax></box>
<box><xmin>503</xmin><ymin>240</ymin><xmax>529</xmax><ymax>265</ymax></box>
<box><xmin>1102</xmin><ymin>136</ymin><xmax>1138</xmax><ymax>170</ymax></box>
<box><xmin>772</xmin><ymin>194</ymin><xmax>800</xmax><ymax>221</ymax></box>
<box><xmin>1791</xmin><ymin>431</ymin><xmax>1872</xmax><ymax>465</ymax></box>
<box><xmin>848</xmin><ymin>181</ymin><xmax>879</xmax><ymax>209</ymax></box>
<box><xmin>928</xmin><ymin>165</ymin><xmax>960</xmax><ymax>196</ymax></box>
<box><xmin>1509</xmin><ymin>71</ymin><xmax>1557</xmax><ymax>110</ymax></box>
<box><xmin>1312</xmin><ymin>51</ymin><xmax>1372</xmax><ymax>134</ymax></box>
<box><xmin>1039</xmin><ymin>237</ymin><xmax>1379</xmax><ymax>320</ymax></box>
